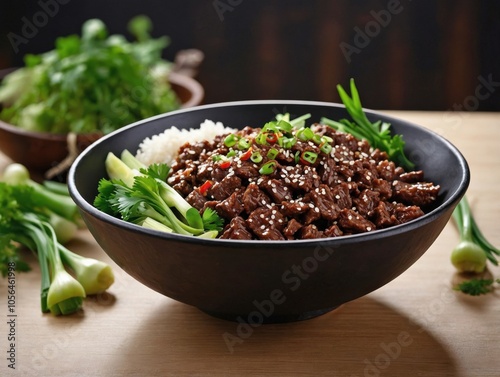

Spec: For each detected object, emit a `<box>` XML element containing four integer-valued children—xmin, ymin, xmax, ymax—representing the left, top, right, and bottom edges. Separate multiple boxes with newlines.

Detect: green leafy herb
<box><xmin>321</xmin><ymin>78</ymin><xmax>414</xmax><ymax>170</ymax></box>
<box><xmin>454</xmin><ymin>278</ymin><xmax>500</xmax><ymax>296</ymax></box>
<box><xmin>0</xmin><ymin>16</ymin><xmax>180</xmax><ymax>135</ymax></box>
<box><xmin>202</xmin><ymin>208</ymin><xmax>224</xmax><ymax>232</ymax></box>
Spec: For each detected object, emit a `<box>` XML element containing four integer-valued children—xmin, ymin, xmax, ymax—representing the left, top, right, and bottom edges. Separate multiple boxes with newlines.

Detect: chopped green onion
<box><xmin>289</xmin><ymin>113</ymin><xmax>311</xmax><ymax>129</ymax></box>
<box><xmin>320</xmin><ymin>142</ymin><xmax>332</xmax><ymax>154</ymax></box>
<box><xmin>294</xmin><ymin>150</ymin><xmax>301</xmax><ymax>164</ymax></box>
<box><xmin>250</xmin><ymin>151</ymin><xmax>263</xmax><ymax>163</ymax></box>
<box><xmin>321</xmin><ymin>135</ymin><xmax>334</xmax><ymax>143</ymax></box>
<box><xmin>224</xmin><ymin>134</ymin><xmax>238</xmax><ymax>147</ymax></box>
<box><xmin>255</xmin><ymin>133</ymin><xmax>267</xmax><ymax>145</ymax></box>
<box><xmin>267</xmin><ymin>148</ymin><xmax>279</xmax><ymax>160</ymax></box>
<box><xmin>297</xmin><ymin>127</ymin><xmax>314</xmax><ymax>141</ymax></box>
<box><xmin>212</xmin><ymin>154</ymin><xmax>223</xmax><ymax>162</ymax></box>
<box><xmin>227</xmin><ymin>149</ymin><xmax>237</xmax><ymax>157</ymax></box>
<box><xmin>278</xmin><ymin>135</ymin><xmax>296</xmax><ymax>149</ymax></box>
<box><xmin>301</xmin><ymin>151</ymin><xmax>318</xmax><ymax>164</ymax></box>
<box><xmin>312</xmin><ymin>134</ymin><xmax>323</xmax><ymax>145</ymax></box>
<box><xmin>238</xmin><ymin>138</ymin><xmax>251</xmax><ymax>150</ymax></box>
<box><xmin>262</xmin><ymin>121</ymin><xmax>278</xmax><ymax>133</ymax></box>
<box><xmin>276</xmin><ymin>120</ymin><xmax>292</xmax><ymax>132</ymax></box>
<box><xmin>259</xmin><ymin>160</ymin><xmax>278</xmax><ymax>175</ymax></box>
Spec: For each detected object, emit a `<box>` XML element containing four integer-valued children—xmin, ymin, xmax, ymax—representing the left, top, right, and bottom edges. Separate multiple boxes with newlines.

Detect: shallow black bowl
<box><xmin>68</xmin><ymin>100</ymin><xmax>469</xmax><ymax>323</ymax></box>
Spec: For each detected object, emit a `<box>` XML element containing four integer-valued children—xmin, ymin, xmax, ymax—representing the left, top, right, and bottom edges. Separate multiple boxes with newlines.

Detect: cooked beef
<box><xmin>169</xmin><ymin>123</ymin><xmax>440</xmax><ymax>240</ymax></box>
<box><xmin>242</xmin><ymin>183</ymin><xmax>271</xmax><ymax>213</ymax></box>
<box><xmin>247</xmin><ymin>207</ymin><xmax>285</xmax><ymax>240</ymax></box>
<box><xmin>220</xmin><ymin>217</ymin><xmax>253</xmax><ymax>240</ymax></box>
<box><xmin>392</xmin><ymin>180</ymin><xmax>441</xmax><ymax>207</ymax></box>
<box><xmin>283</xmin><ymin>218</ymin><xmax>303</xmax><ymax>239</ymax></box>
<box><xmin>215</xmin><ymin>192</ymin><xmax>244</xmax><ymax>219</ymax></box>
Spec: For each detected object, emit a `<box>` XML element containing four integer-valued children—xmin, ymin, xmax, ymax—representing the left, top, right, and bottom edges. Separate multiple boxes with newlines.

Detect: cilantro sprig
<box><xmin>454</xmin><ymin>278</ymin><xmax>500</xmax><ymax>296</ymax></box>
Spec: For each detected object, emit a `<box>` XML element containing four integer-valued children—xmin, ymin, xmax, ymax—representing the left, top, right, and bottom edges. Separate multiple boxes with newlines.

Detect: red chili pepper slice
<box><xmin>199</xmin><ymin>180</ymin><xmax>213</xmax><ymax>195</ymax></box>
<box><xmin>219</xmin><ymin>161</ymin><xmax>231</xmax><ymax>169</ymax></box>
<box><xmin>239</xmin><ymin>147</ymin><xmax>253</xmax><ymax>161</ymax></box>
<box><xmin>266</xmin><ymin>132</ymin><xmax>278</xmax><ymax>144</ymax></box>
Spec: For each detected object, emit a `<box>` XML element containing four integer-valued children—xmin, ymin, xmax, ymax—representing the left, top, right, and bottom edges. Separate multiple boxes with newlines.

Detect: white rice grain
<box><xmin>135</xmin><ymin>119</ymin><xmax>235</xmax><ymax>165</ymax></box>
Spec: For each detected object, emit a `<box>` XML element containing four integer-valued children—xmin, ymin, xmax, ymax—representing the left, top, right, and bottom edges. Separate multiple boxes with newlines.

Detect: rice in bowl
<box><xmin>135</xmin><ymin>119</ymin><xmax>236</xmax><ymax>166</ymax></box>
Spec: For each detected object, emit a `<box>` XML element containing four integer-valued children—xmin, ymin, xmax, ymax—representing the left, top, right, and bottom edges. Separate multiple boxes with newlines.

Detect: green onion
<box><xmin>276</xmin><ymin>120</ymin><xmax>292</xmax><ymax>132</ymax></box>
<box><xmin>238</xmin><ymin>138</ymin><xmax>251</xmax><ymax>150</ymax></box>
<box><xmin>297</xmin><ymin>128</ymin><xmax>314</xmax><ymax>141</ymax></box>
<box><xmin>255</xmin><ymin>133</ymin><xmax>267</xmax><ymax>145</ymax></box>
<box><xmin>250</xmin><ymin>151</ymin><xmax>263</xmax><ymax>163</ymax></box>
<box><xmin>321</xmin><ymin>78</ymin><xmax>414</xmax><ymax>170</ymax></box>
<box><xmin>452</xmin><ymin>196</ymin><xmax>499</xmax><ymax>271</ymax></box>
<box><xmin>212</xmin><ymin>154</ymin><xmax>223</xmax><ymax>162</ymax></box>
<box><xmin>301</xmin><ymin>151</ymin><xmax>318</xmax><ymax>164</ymax></box>
<box><xmin>321</xmin><ymin>135</ymin><xmax>333</xmax><ymax>143</ymax></box>
<box><xmin>279</xmin><ymin>136</ymin><xmax>297</xmax><ymax>149</ymax></box>
<box><xmin>312</xmin><ymin>134</ymin><xmax>323</xmax><ymax>144</ymax></box>
<box><xmin>267</xmin><ymin>148</ymin><xmax>279</xmax><ymax>160</ymax></box>
<box><xmin>320</xmin><ymin>143</ymin><xmax>333</xmax><ymax>154</ymax></box>
<box><xmin>227</xmin><ymin>149</ymin><xmax>237</xmax><ymax>157</ymax></box>
<box><xmin>224</xmin><ymin>134</ymin><xmax>238</xmax><ymax>147</ymax></box>
<box><xmin>294</xmin><ymin>150</ymin><xmax>301</xmax><ymax>164</ymax></box>
<box><xmin>259</xmin><ymin>160</ymin><xmax>278</xmax><ymax>175</ymax></box>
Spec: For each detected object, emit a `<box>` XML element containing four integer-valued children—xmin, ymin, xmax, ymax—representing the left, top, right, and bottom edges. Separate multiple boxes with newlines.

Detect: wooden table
<box><xmin>1</xmin><ymin>111</ymin><xmax>499</xmax><ymax>377</ymax></box>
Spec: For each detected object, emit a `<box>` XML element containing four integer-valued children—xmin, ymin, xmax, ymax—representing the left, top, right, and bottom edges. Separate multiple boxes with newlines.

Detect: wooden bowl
<box><xmin>0</xmin><ymin>71</ymin><xmax>204</xmax><ymax>175</ymax></box>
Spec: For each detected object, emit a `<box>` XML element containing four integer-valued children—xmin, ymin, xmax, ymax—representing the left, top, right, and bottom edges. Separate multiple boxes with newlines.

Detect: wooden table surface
<box><xmin>1</xmin><ymin>111</ymin><xmax>499</xmax><ymax>377</ymax></box>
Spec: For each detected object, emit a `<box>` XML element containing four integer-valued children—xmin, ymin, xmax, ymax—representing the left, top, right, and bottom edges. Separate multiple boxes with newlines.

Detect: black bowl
<box><xmin>68</xmin><ymin>100</ymin><xmax>469</xmax><ymax>323</ymax></box>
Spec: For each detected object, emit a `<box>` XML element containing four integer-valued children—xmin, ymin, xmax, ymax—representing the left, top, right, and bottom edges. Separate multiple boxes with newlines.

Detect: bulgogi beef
<box><xmin>168</xmin><ymin>124</ymin><xmax>440</xmax><ymax>240</ymax></box>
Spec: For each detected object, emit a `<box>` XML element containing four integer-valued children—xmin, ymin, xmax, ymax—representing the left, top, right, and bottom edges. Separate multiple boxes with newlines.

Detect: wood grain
<box><xmin>0</xmin><ymin>111</ymin><xmax>499</xmax><ymax>377</ymax></box>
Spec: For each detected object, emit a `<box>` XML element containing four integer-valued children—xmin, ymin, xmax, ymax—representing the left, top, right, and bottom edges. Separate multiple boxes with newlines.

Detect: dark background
<box><xmin>0</xmin><ymin>0</ymin><xmax>499</xmax><ymax>111</ymax></box>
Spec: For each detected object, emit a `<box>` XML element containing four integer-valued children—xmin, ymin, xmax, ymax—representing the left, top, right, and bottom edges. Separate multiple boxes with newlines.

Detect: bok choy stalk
<box><xmin>94</xmin><ymin>151</ymin><xmax>223</xmax><ymax>237</ymax></box>
<box><xmin>120</xmin><ymin>150</ymin><xmax>204</xmax><ymax>230</ymax></box>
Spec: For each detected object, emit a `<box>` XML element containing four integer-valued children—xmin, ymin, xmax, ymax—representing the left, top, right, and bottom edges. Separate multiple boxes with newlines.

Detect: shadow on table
<box><xmin>110</xmin><ymin>295</ymin><xmax>458</xmax><ymax>377</ymax></box>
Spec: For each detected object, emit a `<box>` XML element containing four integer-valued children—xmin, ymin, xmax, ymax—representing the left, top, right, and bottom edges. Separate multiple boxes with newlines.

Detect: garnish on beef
<box><xmin>168</xmin><ymin>123</ymin><xmax>440</xmax><ymax>240</ymax></box>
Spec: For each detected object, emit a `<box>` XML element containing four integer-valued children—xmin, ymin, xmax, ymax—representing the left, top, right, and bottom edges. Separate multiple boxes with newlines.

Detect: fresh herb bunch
<box><xmin>321</xmin><ymin>78</ymin><xmax>415</xmax><ymax>171</ymax></box>
<box><xmin>0</xmin><ymin>16</ymin><xmax>180</xmax><ymax>135</ymax></box>
<box><xmin>454</xmin><ymin>278</ymin><xmax>500</xmax><ymax>296</ymax></box>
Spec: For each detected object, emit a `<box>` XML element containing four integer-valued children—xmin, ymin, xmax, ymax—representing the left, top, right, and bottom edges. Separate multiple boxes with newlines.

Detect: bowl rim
<box><xmin>68</xmin><ymin>99</ymin><xmax>470</xmax><ymax>247</ymax></box>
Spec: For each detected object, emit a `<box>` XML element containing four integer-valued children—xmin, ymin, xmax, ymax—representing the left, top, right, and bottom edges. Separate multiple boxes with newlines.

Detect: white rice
<box><xmin>135</xmin><ymin>119</ymin><xmax>235</xmax><ymax>166</ymax></box>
